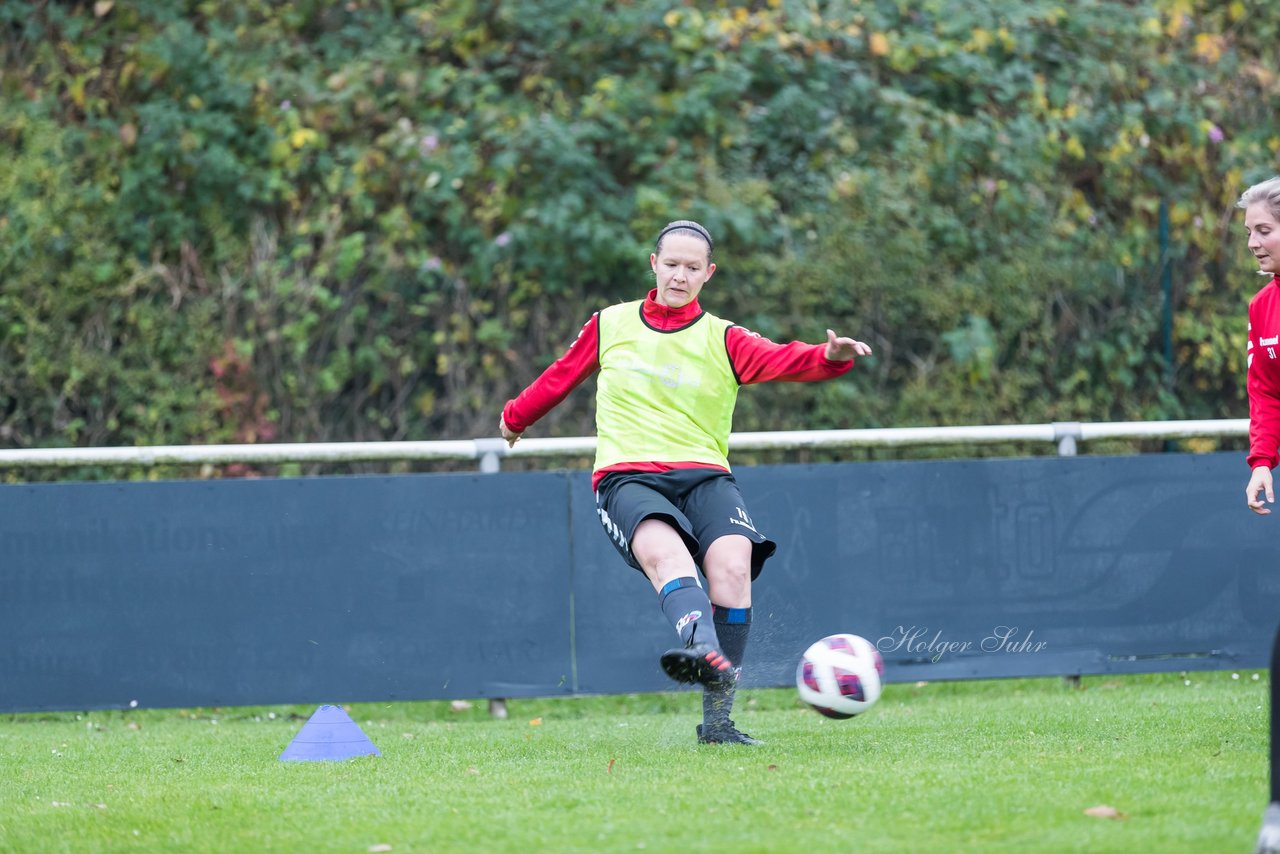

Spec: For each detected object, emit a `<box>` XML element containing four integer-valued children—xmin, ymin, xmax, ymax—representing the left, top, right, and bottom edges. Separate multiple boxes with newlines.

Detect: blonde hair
<box><xmin>1238</xmin><ymin>176</ymin><xmax>1280</xmax><ymax>220</ymax></box>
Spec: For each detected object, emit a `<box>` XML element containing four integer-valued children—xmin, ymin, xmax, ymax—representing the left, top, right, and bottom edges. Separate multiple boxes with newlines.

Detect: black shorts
<box><xmin>594</xmin><ymin>468</ymin><xmax>777</xmax><ymax>580</ymax></box>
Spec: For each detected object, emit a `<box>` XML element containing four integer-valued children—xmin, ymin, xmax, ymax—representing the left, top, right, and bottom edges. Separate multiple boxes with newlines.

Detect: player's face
<box><xmin>651</xmin><ymin>234</ymin><xmax>715</xmax><ymax>309</ymax></box>
<box><xmin>1246</xmin><ymin>202</ymin><xmax>1280</xmax><ymax>275</ymax></box>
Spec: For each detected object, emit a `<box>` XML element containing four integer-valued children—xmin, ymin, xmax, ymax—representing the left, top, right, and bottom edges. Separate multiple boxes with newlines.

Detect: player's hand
<box><xmin>1247</xmin><ymin>465</ymin><xmax>1274</xmax><ymax>515</ymax></box>
<box><xmin>499</xmin><ymin>416</ymin><xmax>522</xmax><ymax>448</ymax></box>
<box><xmin>825</xmin><ymin>329</ymin><xmax>873</xmax><ymax>361</ymax></box>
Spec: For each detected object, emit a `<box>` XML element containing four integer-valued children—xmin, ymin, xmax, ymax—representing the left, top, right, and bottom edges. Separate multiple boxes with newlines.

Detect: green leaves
<box><xmin>942</xmin><ymin>316</ymin><xmax>997</xmax><ymax>385</ymax></box>
<box><xmin>0</xmin><ymin>0</ymin><xmax>1274</xmax><ymax>466</ymax></box>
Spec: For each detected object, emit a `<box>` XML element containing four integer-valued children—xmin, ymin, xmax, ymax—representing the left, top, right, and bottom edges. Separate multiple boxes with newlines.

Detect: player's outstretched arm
<box><xmin>499</xmin><ymin>312</ymin><xmax>603</xmax><ymax>446</ymax></box>
<box><xmin>728</xmin><ymin>325</ymin><xmax>872</xmax><ymax>384</ymax></box>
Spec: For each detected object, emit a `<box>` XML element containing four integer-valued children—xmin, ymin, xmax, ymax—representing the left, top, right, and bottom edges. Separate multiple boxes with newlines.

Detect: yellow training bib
<box><xmin>594</xmin><ymin>301</ymin><xmax>739</xmax><ymax>472</ymax></box>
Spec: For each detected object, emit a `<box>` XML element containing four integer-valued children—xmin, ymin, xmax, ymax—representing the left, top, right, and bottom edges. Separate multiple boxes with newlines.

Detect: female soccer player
<box><xmin>499</xmin><ymin>220</ymin><xmax>872</xmax><ymax>745</ymax></box>
<box><xmin>1239</xmin><ymin>176</ymin><xmax>1280</xmax><ymax>853</ymax></box>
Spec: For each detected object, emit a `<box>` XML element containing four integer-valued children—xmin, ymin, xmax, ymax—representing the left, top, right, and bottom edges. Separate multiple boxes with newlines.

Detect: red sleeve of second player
<box><xmin>1248</xmin><ymin>297</ymin><xmax>1280</xmax><ymax>470</ymax></box>
<box><xmin>725</xmin><ymin>325</ymin><xmax>854</xmax><ymax>384</ymax></box>
<box><xmin>502</xmin><ymin>313</ymin><xmax>601</xmax><ymax>434</ymax></box>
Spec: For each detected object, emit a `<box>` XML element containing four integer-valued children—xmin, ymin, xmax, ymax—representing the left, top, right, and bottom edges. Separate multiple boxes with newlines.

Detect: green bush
<box><xmin>0</xmin><ymin>0</ymin><xmax>1275</xmax><ymax>474</ymax></box>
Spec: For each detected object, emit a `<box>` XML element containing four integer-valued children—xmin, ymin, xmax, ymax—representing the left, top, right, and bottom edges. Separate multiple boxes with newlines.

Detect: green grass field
<box><xmin>0</xmin><ymin>671</ymin><xmax>1268</xmax><ymax>853</ymax></box>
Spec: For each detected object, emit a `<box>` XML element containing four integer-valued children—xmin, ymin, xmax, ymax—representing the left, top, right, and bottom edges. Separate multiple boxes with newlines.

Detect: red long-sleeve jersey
<box><xmin>1248</xmin><ymin>277</ymin><xmax>1280</xmax><ymax>470</ymax></box>
<box><xmin>502</xmin><ymin>290</ymin><xmax>855</xmax><ymax>488</ymax></box>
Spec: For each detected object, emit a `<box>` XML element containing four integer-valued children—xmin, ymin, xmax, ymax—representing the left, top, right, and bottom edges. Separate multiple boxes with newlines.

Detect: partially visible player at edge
<box><xmin>1239</xmin><ymin>176</ymin><xmax>1280</xmax><ymax>854</ymax></box>
<box><xmin>499</xmin><ymin>220</ymin><xmax>873</xmax><ymax>745</ymax></box>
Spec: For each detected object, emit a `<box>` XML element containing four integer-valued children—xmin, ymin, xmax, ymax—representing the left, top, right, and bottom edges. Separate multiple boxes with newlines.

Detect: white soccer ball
<box><xmin>795</xmin><ymin>633</ymin><xmax>885</xmax><ymax>719</ymax></box>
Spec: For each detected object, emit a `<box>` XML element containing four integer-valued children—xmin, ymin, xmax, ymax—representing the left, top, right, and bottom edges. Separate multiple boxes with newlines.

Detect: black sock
<box><xmin>658</xmin><ymin>577</ymin><xmax>719</xmax><ymax>649</ymax></box>
<box><xmin>704</xmin><ymin>605</ymin><xmax>751</xmax><ymax>725</ymax></box>
<box><xmin>1271</xmin><ymin>623</ymin><xmax>1280</xmax><ymax>803</ymax></box>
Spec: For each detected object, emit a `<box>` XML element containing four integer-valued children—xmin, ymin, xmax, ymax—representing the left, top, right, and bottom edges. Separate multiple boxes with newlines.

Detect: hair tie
<box><xmin>656</xmin><ymin>220</ymin><xmax>713</xmax><ymax>250</ymax></box>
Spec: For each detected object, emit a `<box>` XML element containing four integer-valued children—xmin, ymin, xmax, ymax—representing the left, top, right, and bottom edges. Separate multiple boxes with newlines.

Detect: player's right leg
<box><xmin>594</xmin><ymin>475</ymin><xmax>731</xmax><ymax>689</ymax></box>
<box><xmin>632</xmin><ymin>520</ymin><xmax>733</xmax><ymax>688</ymax></box>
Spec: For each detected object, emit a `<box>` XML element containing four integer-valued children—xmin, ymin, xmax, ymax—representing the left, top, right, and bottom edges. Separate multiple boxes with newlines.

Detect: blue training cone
<box><xmin>279</xmin><ymin>704</ymin><xmax>381</xmax><ymax>762</ymax></box>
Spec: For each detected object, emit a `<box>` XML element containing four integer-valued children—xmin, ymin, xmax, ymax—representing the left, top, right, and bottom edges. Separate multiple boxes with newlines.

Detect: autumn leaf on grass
<box><xmin>1084</xmin><ymin>805</ymin><xmax>1127</xmax><ymax>820</ymax></box>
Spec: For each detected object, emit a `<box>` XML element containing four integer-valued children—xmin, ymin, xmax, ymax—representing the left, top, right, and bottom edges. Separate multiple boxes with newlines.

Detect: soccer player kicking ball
<box><xmin>500</xmin><ymin>220</ymin><xmax>872</xmax><ymax>745</ymax></box>
<box><xmin>1238</xmin><ymin>176</ymin><xmax>1280</xmax><ymax>853</ymax></box>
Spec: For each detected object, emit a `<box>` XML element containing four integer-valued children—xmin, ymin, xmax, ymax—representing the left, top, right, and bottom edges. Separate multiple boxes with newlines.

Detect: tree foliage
<box><xmin>1</xmin><ymin>0</ymin><xmax>1277</xmax><ymax>473</ymax></box>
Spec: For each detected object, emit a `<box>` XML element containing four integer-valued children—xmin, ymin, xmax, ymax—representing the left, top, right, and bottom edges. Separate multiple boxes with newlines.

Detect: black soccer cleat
<box><xmin>697</xmin><ymin>720</ymin><xmax>763</xmax><ymax>746</ymax></box>
<box><xmin>660</xmin><ymin>643</ymin><xmax>734</xmax><ymax>688</ymax></box>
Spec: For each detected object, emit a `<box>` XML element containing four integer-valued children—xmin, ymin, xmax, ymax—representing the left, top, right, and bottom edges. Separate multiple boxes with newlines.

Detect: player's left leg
<box><xmin>699</xmin><ymin>533</ymin><xmax>759</xmax><ymax>744</ymax></box>
<box><xmin>680</xmin><ymin>471</ymin><xmax>776</xmax><ymax>744</ymax></box>
<box><xmin>1256</xmin><ymin>624</ymin><xmax>1280</xmax><ymax>854</ymax></box>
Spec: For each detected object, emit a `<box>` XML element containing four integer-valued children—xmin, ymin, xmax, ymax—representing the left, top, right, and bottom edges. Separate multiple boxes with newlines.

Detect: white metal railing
<box><xmin>0</xmin><ymin>419</ymin><xmax>1249</xmax><ymax>471</ymax></box>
